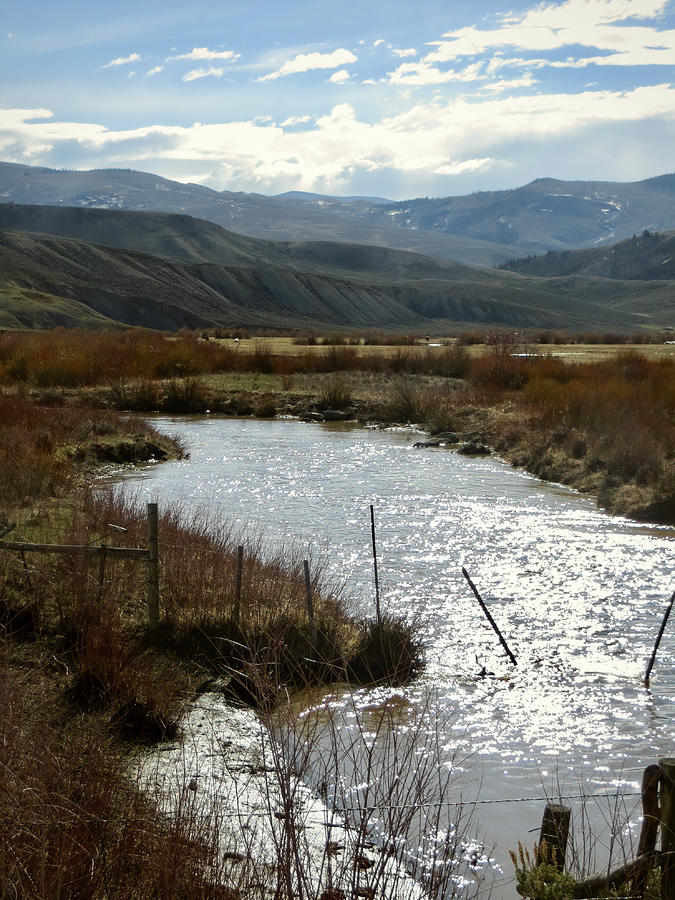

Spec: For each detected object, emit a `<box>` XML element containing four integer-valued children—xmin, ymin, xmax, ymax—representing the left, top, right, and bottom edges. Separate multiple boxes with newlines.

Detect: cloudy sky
<box><xmin>1</xmin><ymin>0</ymin><xmax>674</xmax><ymax>199</ymax></box>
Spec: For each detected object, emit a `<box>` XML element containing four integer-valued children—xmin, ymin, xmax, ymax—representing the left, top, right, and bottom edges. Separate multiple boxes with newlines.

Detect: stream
<box><xmin>120</xmin><ymin>416</ymin><xmax>675</xmax><ymax>897</ymax></box>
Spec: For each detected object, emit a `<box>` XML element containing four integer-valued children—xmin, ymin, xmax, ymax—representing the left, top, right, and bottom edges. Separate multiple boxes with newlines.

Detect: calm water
<box><xmin>121</xmin><ymin>417</ymin><xmax>674</xmax><ymax>896</ymax></box>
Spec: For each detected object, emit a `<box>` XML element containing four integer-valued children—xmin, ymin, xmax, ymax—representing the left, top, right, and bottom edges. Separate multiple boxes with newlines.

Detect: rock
<box><xmin>458</xmin><ymin>439</ymin><xmax>491</xmax><ymax>456</ymax></box>
<box><xmin>412</xmin><ymin>440</ymin><xmax>441</xmax><ymax>449</ymax></box>
<box><xmin>433</xmin><ymin>431</ymin><xmax>461</xmax><ymax>443</ymax></box>
<box><xmin>321</xmin><ymin>409</ymin><xmax>350</xmax><ymax>421</ymax></box>
<box><xmin>302</xmin><ymin>411</ymin><xmax>325</xmax><ymax>422</ymax></box>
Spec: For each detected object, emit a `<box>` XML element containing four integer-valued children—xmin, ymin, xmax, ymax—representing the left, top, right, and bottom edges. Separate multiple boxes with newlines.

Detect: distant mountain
<box><xmin>274</xmin><ymin>191</ymin><xmax>391</xmax><ymax>204</ymax></box>
<box><xmin>498</xmin><ymin>229</ymin><xmax>675</xmax><ymax>281</ymax></box>
<box><xmin>0</xmin><ymin>202</ymin><xmax>671</xmax><ymax>332</ymax></box>
<box><xmin>0</xmin><ymin>162</ymin><xmax>520</xmax><ymax>267</ymax></box>
<box><xmin>367</xmin><ymin>175</ymin><xmax>675</xmax><ymax>254</ymax></box>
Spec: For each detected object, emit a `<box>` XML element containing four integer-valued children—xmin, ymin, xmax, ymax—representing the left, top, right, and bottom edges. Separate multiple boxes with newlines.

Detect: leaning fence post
<box><xmin>147</xmin><ymin>502</ymin><xmax>159</xmax><ymax>627</ymax></box>
<box><xmin>645</xmin><ymin>590</ymin><xmax>675</xmax><ymax>686</ymax></box>
<box><xmin>461</xmin><ymin>567</ymin><xmax>517</xmax><ymax>666</ymax></box>
<box><xmin>661</xmin><ymin>758</ymin><xmax>675</xmax><ymax>900</ymax></box>
<box><xmin>537</xmin><ymin>803</ymin><xmax>571</xmax><ymax>871</ymax></box>
<box><xmin>303</xmin><ymin>560</ymin><xmax>317</xmax><ymax>646</ymax></box>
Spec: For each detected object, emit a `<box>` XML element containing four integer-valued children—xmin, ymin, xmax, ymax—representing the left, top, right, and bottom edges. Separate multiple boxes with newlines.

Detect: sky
<box><xmin>1</xmin><ymin>0</ymin><xmax>674</xmax><ymax>199</ymax></box>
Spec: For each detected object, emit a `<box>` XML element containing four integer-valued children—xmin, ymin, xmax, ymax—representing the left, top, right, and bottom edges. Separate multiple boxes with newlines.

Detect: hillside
<box><xmin>0</xmin><ymin>203</ymin><xmax>671</xmax><ymax>332</ymax></box>
<box><xmin>0</xmin><ymin>162</ymin><xmax>521</xmax><ymax>267</ymax></box>
<box><xmin>498</xmin><ymin>229</ymin><xmax>675</xmax><ymax>280</ymax></box>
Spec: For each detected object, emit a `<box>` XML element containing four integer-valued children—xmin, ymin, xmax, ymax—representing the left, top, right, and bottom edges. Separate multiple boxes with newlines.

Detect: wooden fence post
<box><xmin>234</xmin><ymin>545</ymin><xmax>244</xmax><ymax>623</ymax></box>
<box><xmin>537</xmin><ymin>803</ymin><xmax>571</xmax><ymax>871</ymax></box>
<box><xmin>147</xmin><ymin>502</ymin><xmax>159</xmax><ymax>627</ymax></box>
<box><xmin>303</xmin><ymin>560</ymin><xmax>317</xmax><ymax>646</ymax></box>
<box><xmin>370</xmin><ymin>504</ymin><xmax>381</xmax><ymax>624</ymax></box>
<box><xmin>661</xmin><ymin>758</ymin><xmax>675</xmax><ymax>900</ymax></box>
<box><xmin>97</xmin><ymin>543</ymin><xmax>108</xmax><ymax>603</ymax></box>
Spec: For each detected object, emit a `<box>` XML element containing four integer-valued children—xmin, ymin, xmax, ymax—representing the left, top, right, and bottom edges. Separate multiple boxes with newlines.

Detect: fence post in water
<box><xmin>370</xmin><ymin>504</ymin><xmax>381</xmax><ymax>624</ymax></box>
<box><xmin>146</xmin><ymin>502</ymin><xmax>159</xmax><ymax>628</ymax></box>
<box><xmin>303</xmin><ymin>560</ymin><xmax>317</xmax><ymax>646</ymax></box>
<box><xmin>461</xmin><ymin>567</ymin><xmax>517</xmax><ymax>666</ymax></box>
<box><xmin>661</xmin><ymin>758</ymin><xmax>675</xmax><ymax>900</ymax></box>
<box><xmin>234</xmin><ymin>545</ymin><xmax>244</xmax><ymax>624</ymax></box>
<box><xmin>645</xmin><ymin>590</ymin><xmax>675</xmax><ymax>687</ymax></box>
<box><xmin>537</xmin><ymin>804</ymin><xmax>571</xmax><ymax>871</ymax></box>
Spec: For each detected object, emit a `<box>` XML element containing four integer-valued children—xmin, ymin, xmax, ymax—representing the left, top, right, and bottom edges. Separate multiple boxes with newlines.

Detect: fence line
<box><xmin>0</xmin><ymin>501</ymin><xmax>160</xmax><ymax>626</ymax></box>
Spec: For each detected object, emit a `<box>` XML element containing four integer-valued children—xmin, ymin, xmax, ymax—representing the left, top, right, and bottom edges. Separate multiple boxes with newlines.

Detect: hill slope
<box><xmin>498</xmin><ymin>229</ymin><xmax>675</xmax><ymax>280</ymax></box>
<box><xmin>0</xmin><ymin>203</ymin><xmax>671</xmax><ymax>332</ymax></box>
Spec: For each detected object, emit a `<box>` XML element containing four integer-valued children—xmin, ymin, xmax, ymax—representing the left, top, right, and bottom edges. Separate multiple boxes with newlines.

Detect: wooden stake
<box><xmin>661</xmin><ymin>758</ymin><xmax>675</xmax><ymax>900</ymax></box>
<box><xmin>234</xmin><ymin>545</ymin><xmax>244</xmax><ymax>623</ymax></box>
<box><xmin>633</xmin><ymin>764</ymin><xmax>662</xmax><ymax>894</ymax></box>
<box><xmin>303</xmin><ymin>560</ymin><xmax>317</xmax><ymax>646</ymax></box>
<box><xmin>146</xmin><ymin>502</ymin><xmax>160</xmax><ymax>628</ymax></box>
<box><xmin>97</xmin><ymin>543</ymin><xmax>107</xmax><ymax>603</ymax></box>
<box><xmin>537</xmin><ymin>803</ymin><xmax>571</xmax><ymax>871</ymax></box>
<box><xmin>645</xmin><ymin>590</ymin><xmax>675</xmax><ymax>686</ymax></box>
<box><xmin>461</xmin><ymin>567</ymin><xmax>517</xmax><ymax>666</ymax></box>
<box><xmin>370</xmin><ymin>504</ymin><xmax>381</xmax><ymax>624</ymax></box>
<box><xmin>574</xmin><ymin>764</ymin><xmax>662</xmax><ymax>897</ymax></box>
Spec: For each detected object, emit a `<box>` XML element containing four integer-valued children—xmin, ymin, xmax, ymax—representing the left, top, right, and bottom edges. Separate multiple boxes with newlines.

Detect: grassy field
<box><xmin>202</xmin><ymin>333</ymin><xmax>675</xmax><ymax>361</ymax></box>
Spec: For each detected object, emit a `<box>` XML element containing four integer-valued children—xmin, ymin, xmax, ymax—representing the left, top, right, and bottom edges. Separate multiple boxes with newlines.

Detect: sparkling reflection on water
<box><xmin>122</xmin><ymin>417</ymin><xmax>674</xmax><ymax>895</ymax></box>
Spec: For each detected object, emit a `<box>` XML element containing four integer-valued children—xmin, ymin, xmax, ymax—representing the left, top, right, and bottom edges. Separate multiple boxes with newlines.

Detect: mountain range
<box><xmin>0</xmin><ymin>202</ymin><xmax>673</xmax><ymax>333</ymax></box>
<box><xmin>3</xmin><ymin>162</ymin><xmax>675</xmax><ymax>262</ymax></box>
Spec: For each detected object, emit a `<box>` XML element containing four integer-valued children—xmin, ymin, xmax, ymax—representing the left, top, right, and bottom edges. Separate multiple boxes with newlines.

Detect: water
<box><xmin>121</xmin><ymin>416</ymin><xmax>674</xmax><ymax>896</ymax></box>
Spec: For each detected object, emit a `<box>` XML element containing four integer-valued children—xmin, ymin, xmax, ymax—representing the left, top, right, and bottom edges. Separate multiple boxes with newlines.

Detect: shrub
<box><xmin>348</xmin><ymin>614</ymin><xmax>424</xmax><ymax>685</ymax></box>
<box><xmin>317</xmin><ymin>375</ymin><xmax>354</xmax><ymax>410</ymax></box>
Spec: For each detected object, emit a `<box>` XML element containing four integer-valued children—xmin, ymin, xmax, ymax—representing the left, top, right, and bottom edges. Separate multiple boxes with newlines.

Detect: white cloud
<box><xmin>182</xmin><ymin>67</ymin><xmax>224</xmax><ymax>82</ymax></box>
<box><xmin>389</xmin><ymin>60</ymin><xmax>485</xmax><ymax>85</ymax></box>
<box><xmin>393</xmin><ymin>48</ymin><xmax>417</xmax><ymax>58</ymax></box>
<box><xmin>280</xmin><ymin>115</ymin><xmax>312</xmax><ymax>127</ymax></box>
<box><xmin>147</xmin><ymin>66</ymin><xmax>163</xmax><ymax>76</ymax></box>
<box><xmin>481</xmin><ymin>73</ymin><xmax>538</xmax><ymax>92</ymax></box>
<box><xmin>260</xmin><ymin>48</ymin><xmax>357</xmax><ymax>82</ymax></box>
<box><xmin>101</xmin><ymin>52</ymin><xmax>140</xmax><ymax>69</ymax></box>
<box><xmin>434</xmin><ymin>158</ymin><xmax>493</xmax><ymax>175</ymax></box>
<box><xmin>3</xmin><ymin>81</ymin><xmax>675</xmax><ymax>194</ymax></box>
<box><xmin>373</xmin><ymin>39</ymin><xmax>386</xmax><ymax>47</ymax></box>
<box><xmin>128</xmin><ymin>71</ymin><xmax>136</xmax><ymax>79</ymax></box>
<box><xmin>167</xmin><ymin>47</ymin><xmax>239</xmax><ymax>62</ymax></box>
<box><xmin>329</xmin><ymin>69</ymin><xmax>352</xmax><ymax>83</ymax></box>
<box><xmin>424</xmin><ymin>0</ymin><xmax>675</xmax><ymax>69</ymax></box>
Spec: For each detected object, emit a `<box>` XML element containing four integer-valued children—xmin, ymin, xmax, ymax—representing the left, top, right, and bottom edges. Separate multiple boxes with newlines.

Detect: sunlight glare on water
<box><xmin>122</xmin><ymin>417</ymin><xmax>674</xmax><ymax>894</ymax></box>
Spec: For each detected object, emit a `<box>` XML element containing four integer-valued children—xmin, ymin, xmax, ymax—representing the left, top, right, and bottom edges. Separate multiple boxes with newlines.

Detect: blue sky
<box><xmin>1</xmin><ymin>0</ymin><xmax>674</xmax><ymax>198</ymax></box>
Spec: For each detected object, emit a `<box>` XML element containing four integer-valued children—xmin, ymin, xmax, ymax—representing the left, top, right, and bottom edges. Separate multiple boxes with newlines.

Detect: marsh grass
<box><xmin>1</xmin><ymin>478</ymin><xmax>433</xmax><ymax>898</ymax></box>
